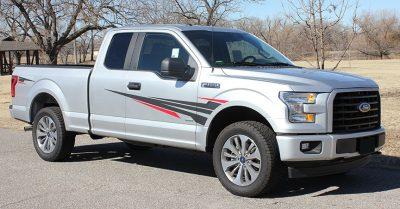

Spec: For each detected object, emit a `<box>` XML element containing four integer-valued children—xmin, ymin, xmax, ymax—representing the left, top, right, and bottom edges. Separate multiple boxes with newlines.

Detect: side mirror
<box><xmin>160</xmin><ymin>58</ymin><xmax>194</xmax><ymax>80</ymax></box>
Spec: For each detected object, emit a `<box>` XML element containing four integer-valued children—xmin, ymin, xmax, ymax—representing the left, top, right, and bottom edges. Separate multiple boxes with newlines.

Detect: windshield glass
<box><xmin>182</xmin><ymin>30</ymin><xmax>293</xmax><ymax>67</ymax></box>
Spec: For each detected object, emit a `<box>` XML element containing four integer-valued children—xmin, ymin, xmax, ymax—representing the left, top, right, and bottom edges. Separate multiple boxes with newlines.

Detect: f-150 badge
<box><xmin>201</xmin><ymin>82</ymin><xmax>220</xmax><ymax>89</ymax></box>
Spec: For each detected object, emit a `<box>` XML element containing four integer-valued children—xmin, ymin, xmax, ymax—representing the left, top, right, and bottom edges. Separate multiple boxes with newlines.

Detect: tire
<box><xmin>124</xmin><ymin>142</ymin><xmax>152</xmax><ymax>151</ymax></box>
<box><xmin>212</xmin><ymin>121</ymin><xmax>285</xmax><ymax>197</ymax></box>
<box><xmin>32</xmin><ymin>107</ymin><xmax>75</xmax><ymax>162</ymax></box>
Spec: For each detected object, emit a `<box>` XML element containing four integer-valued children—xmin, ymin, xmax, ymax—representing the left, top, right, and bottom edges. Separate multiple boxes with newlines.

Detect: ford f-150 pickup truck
<box><xmin>9</xmin><ymin>24</ymin><xmax>385</xmax><ymax>197</ymax></box>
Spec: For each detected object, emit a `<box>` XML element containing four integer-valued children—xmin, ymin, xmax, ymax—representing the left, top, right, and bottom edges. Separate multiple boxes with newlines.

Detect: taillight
<box><xmin>11</xmin><ymin>75</ymin><xmax>18</xmax><ymax>97</ymax></box>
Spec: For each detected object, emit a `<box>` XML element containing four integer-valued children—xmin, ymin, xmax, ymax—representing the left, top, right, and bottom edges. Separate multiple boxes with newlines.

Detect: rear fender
<box><xmin>27</xmin><ymin>79</ymin><xmax>69</xmax><ymax>122</ymax></box>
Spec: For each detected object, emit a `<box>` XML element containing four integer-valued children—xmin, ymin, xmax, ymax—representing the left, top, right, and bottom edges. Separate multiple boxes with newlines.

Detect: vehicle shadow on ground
<box><xmin>69</xmin><ymin>142</ymin><xmax>400</xmax><ymax>197</ymax></box>
<box><xmin>68</xmin><ymin>142</ymin><xmax>215</xmax><ymax>177</ymax></box>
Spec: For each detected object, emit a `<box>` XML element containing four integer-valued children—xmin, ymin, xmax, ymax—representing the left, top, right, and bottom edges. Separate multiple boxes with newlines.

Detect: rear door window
<box><xmin>104</xmin><ymin>33</ymin><xmax>133</xmax><ymax>70</ymax></box>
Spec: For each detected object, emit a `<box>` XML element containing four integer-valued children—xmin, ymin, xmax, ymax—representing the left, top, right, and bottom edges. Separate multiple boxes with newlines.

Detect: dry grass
<box><xmin>1</xmin><ymin>59</ymin><xmax>399</xmax><ymax>156</ymax></box>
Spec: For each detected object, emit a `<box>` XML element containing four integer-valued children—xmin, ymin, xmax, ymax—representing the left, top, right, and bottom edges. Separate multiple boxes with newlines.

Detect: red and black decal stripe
<box><xmin>107</xmin><ymin>90</ymin><xmax>226</xmax><ymax>125</ymax></box>
<box><xmin>18</xmin><ymin>76</ymin><xmax>34</xmax><ymax>83</ymax></box>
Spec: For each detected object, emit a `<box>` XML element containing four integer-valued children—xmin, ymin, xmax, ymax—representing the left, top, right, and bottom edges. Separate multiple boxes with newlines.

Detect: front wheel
<box><xmin>212</xmin><ymin>121</ymin><xmax>285</xmax><ymax>197</ymax></box>
<box><xmin>32</xmin><ymin>107</ymin><xmax>75</xmax><ymax>162</ymax></box>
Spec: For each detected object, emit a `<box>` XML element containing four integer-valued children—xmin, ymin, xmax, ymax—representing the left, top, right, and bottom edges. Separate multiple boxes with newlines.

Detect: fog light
<box><xmin>300</xmin><ymin>141</ymin><xmax>322</xmax><ymax>154</ymax></box>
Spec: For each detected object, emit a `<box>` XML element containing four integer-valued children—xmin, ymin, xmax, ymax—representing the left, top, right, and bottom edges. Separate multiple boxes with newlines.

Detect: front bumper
<box><xmin>286</xmin><ymin>154</ymin><xmax>373</xmax><ymax>178</ymax></box>
<box><xmin>276</xmin><ymin>127</ymin><xmax>385</xmax><ymax>161</ymax></box>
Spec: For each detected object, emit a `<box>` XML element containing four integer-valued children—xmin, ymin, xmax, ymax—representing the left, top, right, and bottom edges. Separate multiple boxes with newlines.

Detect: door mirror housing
<box><xmin>160</xmin><ymin>58</ymin><xmax>194</xmax><ymax>80</ymax></box>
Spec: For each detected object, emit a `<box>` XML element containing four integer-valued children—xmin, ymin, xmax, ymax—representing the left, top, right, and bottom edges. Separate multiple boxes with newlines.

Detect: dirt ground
<box><xmin>1</xmin><ymin>59</ymin><xmax>399</xmax><ymax>156</ymax></box>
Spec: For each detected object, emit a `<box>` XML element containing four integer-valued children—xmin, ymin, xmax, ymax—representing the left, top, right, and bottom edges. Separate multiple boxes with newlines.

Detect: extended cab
<box><xmin>9</xmin><ymin>25</ymin><xmax>385</xmax><ymax>197</ymax></box>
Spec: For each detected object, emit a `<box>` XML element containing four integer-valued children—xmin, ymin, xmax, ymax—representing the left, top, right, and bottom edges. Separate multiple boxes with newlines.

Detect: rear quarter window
<box><xmin>104</xmin><ymin>33</ymin><xmax>133</xmax><ymax>70</ymax></box>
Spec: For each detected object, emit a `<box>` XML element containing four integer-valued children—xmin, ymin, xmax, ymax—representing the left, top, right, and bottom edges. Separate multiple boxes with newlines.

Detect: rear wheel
<box><xmin>32</xmin><ymin>107</ymin><xmax>75</xmax><ymax>162</ymax></box>
<box><xmin>213</xmin><ymin>121</ymin><xmax>285</xmax><ymax>197</ymax></box>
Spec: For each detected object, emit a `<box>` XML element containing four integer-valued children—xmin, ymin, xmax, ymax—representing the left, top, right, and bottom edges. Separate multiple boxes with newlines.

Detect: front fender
<box><xmin>195</xmin><ymin>89</ymin><xmax>286</xmax><ymax>151</ymax></box>
<box><xmin>204</xmin><ymin>89</ymin><xmax>285</xmax><ymax>131</ymax></box>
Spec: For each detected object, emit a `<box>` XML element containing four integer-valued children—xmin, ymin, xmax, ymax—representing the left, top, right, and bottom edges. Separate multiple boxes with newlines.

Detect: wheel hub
<box><xmin>239</xmin><ymin>156</ymin><xmax>246</xmax><ymax>164</ymax></box>
<box><xmin>221</xmin><ymin>134</ymin><xmax>262</xmax><ymax>187</ymax></box>
<box><xmin>36</xmin><ymin>116</ymin><xmax>57</xmax><ymax>154</ymax></box>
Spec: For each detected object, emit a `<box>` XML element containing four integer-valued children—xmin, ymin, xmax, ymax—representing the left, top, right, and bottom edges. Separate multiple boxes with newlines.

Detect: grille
<box><xmin>332</xmin><ymin>91</ymin><xmax>381</xmax><ymax>133</ymax></box>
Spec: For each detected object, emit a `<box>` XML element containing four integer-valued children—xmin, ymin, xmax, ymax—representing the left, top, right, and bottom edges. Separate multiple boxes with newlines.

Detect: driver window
<box><xmin>138</xmin><ymin>33</ymin><xmax>196</xmax><ymax>73</ymax></box>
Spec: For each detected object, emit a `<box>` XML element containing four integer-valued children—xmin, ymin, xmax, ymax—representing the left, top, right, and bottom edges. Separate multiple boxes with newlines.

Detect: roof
<box><xmin>0</xmin><ymin>40</ymin><xmax>41</xmax><ymax>52</ymax></box>
<box><xmin>116</xmin><ymin>24</ymin><xmax>245</xmax><ymax>33</ymax></box>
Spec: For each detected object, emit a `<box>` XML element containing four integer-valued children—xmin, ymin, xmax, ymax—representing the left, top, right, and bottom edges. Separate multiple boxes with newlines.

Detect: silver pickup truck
<box><xmin>10</xmin><ymin>24</ymin><xmax>385</xmax><ymax>197</ymax></box>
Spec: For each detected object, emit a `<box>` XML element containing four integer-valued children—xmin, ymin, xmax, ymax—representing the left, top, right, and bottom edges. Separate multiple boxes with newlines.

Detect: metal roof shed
<box><xmin>0</xmin><ymin>37</ymin><xmax>41</xmax><ymax>75</ymax></box>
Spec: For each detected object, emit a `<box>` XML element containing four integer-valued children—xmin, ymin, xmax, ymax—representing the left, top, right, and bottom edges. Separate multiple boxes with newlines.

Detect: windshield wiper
<box><xmin>262</xmin><ymin>62</ymin><xmax>296</xmax><ymax>67</ymax></box>
<box><xmin>232</xmin><ymin>61</ymin><xmax>297</xmax><ymax>67</ymax></box>
<box><xmin>232</xmin><ymin>62</ymin><xmax>267</xmax><ymax>66</ymax></box>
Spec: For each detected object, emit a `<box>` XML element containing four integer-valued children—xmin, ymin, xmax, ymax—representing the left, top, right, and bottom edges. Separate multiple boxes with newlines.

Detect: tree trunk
<box><xmin>90</xmin><ymin>30</ymin><xmax>95</xmax><ymax>61</ymax></box>
<box><xmin>47</xmin><ymin>49</ymin><xmax>59</xmax><ymax>65</ymax></box>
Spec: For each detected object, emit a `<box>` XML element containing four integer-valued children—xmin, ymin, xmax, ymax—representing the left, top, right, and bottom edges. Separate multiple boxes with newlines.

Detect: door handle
<box><xmin>127</xmin><ymin>82</ymin><xmax>141</xmax><ymax>90</ymax></box>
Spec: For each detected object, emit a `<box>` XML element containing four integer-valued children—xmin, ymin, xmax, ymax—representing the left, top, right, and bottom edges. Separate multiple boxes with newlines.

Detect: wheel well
<box><xmin>205</xmin><ymin>106</ymin><xmax>272</xmax><ymax>152</ymax></box>
<box><xmin>30</xmin><ymin>93</ymin><xmax>60</xmax><ymax>123</ymax></box>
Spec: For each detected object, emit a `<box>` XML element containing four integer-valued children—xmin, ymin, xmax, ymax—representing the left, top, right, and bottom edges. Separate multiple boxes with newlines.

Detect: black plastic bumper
<box><xmin>286</xmin><ymin>154</ymin><xmax>375</xmax><ymax>178</ymax></box>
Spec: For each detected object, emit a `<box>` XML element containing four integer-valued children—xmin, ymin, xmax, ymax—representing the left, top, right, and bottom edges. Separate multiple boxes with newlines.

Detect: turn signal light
<box><xmin>305</xmin><ymin>114</ymin><xmax>315</xmax><ymax>123</ymax></box>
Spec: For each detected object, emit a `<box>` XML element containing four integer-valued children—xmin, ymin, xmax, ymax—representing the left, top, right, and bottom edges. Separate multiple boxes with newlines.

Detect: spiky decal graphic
<box><xmin>18</xmin><ymin>76</ymin><xmax>34</xmax><ymax>83</ymax></box>
<box><xmin>107</xmin><ymin>89</ymin><xmax>227</xmax><ymax>125</ymax></box>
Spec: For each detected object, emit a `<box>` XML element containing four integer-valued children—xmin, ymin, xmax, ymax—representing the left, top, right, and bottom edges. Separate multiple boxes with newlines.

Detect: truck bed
<box><xmin>19</xmin><ymin>64</ymin><xmax>94</xmax><ymax>68</ymax></box>
<box><xmin>11</xmin><ymin>65</ymin><xmax>93</xmax><ymax>132</ymax></box>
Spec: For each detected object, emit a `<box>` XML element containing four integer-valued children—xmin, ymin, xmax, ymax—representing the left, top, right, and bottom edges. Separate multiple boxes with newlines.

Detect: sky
<box><xmin>237</xmin><ymin>0</ymin><xmax>400</xmax><ymax>24</ymax></box>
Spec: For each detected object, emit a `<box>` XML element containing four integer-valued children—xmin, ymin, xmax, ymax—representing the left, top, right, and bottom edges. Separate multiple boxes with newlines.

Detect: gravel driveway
<box><xmin>1</xmin><ymin>128</ymin><xmax>399</xmax><ymax>209</ymax></box>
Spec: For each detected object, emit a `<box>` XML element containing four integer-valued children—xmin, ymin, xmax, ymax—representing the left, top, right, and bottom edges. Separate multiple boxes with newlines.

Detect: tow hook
<box><xmin>24</xmin><ymin>126</ymin><xmax>33</xmax><ymax>132</ymax></box>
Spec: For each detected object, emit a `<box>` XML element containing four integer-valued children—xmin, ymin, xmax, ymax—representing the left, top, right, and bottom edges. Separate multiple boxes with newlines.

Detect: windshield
<box><xmin>182</xmin><ymin>30</ymin><xmax>293</xmax><ymax>67</ymax></box>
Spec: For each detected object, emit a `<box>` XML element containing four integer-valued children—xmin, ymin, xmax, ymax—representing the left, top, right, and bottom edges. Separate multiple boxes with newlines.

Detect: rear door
<box><xmin>122</xmin><ymin>32</ymin><xmax>201</xmax><ymax>149</ymax></box>
<box><xmin>89</xmin><ymin>32</ymin><xmax>137</xmax><ymax>138</ymax></box>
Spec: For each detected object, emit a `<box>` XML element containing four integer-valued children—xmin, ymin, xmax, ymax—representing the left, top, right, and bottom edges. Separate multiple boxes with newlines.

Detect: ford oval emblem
<box><xmin>358</xmin><ymin>102</ymin><xmax>371</xmax><ymax>113</ymax></box>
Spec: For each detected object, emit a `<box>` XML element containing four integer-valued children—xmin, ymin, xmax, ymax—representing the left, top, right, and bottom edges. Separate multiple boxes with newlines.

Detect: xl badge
<box><xmin>358</xmin><ymin>102</ymin><xmax>371</xmax><ymax>113</ymax></box>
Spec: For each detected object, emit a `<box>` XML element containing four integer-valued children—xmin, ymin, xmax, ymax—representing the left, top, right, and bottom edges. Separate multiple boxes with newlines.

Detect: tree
<box><xmin>284</xmin><ymin>0</ymin><xmax>358</xmax><ymax>70</ymax></box>
<box><xmin>235</xmin><ymin>16</ymin><xmax>307</xmax><ymax>60</ymax></box>
<box><xmin>1</xmin><ymin>0</ymin><xmax>131</xmax><ymax>64</ymax></box>
<box><xmin>0</xmin><ymin>2</ymin><xmax>31</xmax><ymax>65</ymax></box>
<box><xmin>356</xmin><ymin>11</ymin><xmax>400</xmax><ymax>59</ymax></box>
<box><xmin>172</xmin><ymin>0</ymin><xmax>263</xmax><ymax>26</ymax></box>
<box><xmin>126</xmin><ymin>0</ymin><xmax>181</xmax><ymax>24</ymax></box>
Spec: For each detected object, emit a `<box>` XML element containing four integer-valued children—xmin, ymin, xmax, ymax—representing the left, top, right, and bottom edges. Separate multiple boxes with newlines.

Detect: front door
<box><xmin>123</xmin><ymin>32</ymin><xmax>200</xmax><ymax>149</ymax></box>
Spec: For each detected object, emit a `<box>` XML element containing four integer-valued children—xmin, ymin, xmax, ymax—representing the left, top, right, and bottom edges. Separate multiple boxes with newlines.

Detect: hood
<box><xmin>220</xmin><ymin>67</ymin><xmax>378</xmax><ymax>92</ymax></box>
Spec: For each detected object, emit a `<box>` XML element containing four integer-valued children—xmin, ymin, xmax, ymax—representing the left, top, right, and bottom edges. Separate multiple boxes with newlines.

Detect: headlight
<box><xmin>279</xmin><ymin>92</ymin><xmax>317</xmax><ymax>123</ymax></box>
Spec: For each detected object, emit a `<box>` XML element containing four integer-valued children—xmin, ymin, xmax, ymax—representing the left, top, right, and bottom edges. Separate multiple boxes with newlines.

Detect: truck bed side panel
<box><xmin>12</xmin><ymin>66</ymin><xmax>92</xmax><ymax>133</ymax></box>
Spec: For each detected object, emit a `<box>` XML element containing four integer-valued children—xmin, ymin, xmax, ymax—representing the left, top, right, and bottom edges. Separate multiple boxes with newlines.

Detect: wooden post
<box><xmin>8</xmin><ymin>51</ymin><xmax>13</xmax><ymax>74</ymax></box>
<box><xmin>26</xmin><ymin>50</ymin><xmax>30</xmax><ymax>65</ymax></box>
<box><xmin>30</xmin><ymin>51</ymin><xmax>34</xmax><ymax>64</ymax></box>
<box><xmin>35</xmin><ymin>50</ymin><xmax>39</xmax><ymax>65</ymax></box>
<box><xmin>0</xmin><ymin>52</ymin><xmax>3</xmax><ymax>75</ymax></box>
